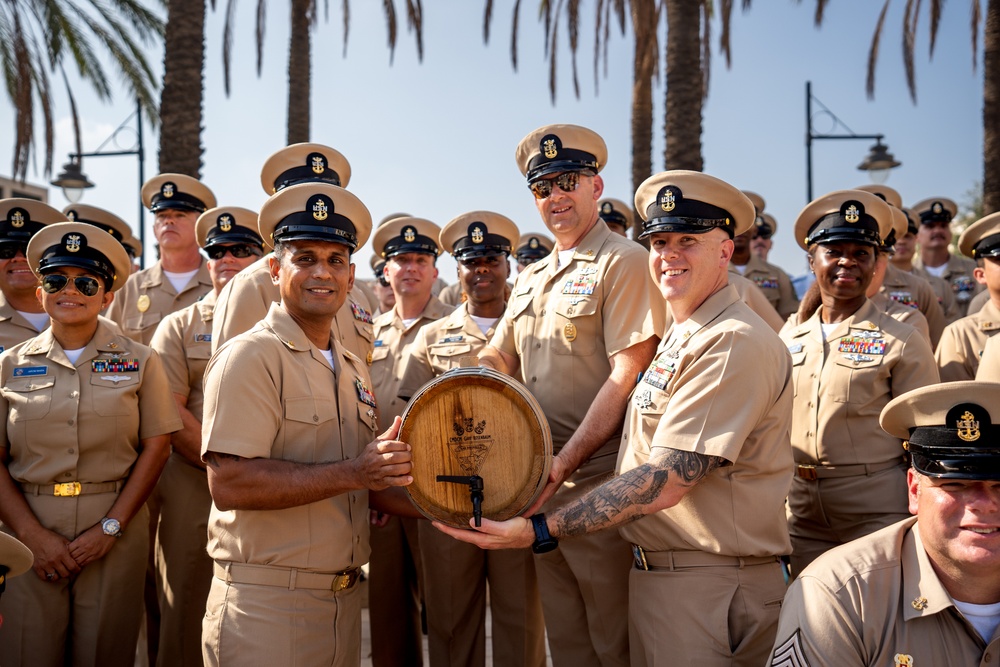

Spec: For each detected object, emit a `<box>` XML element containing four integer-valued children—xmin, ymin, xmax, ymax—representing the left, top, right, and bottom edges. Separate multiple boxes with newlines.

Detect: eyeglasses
<box><xmin>205</xmin><ymin>244</ymin><xmax>261</xmax><ymax>260</ymax></box>
<box><xmin>752</xmin><ymin>230</ymin><xmax>773</xmax><ymax>241</ymax></box>
<box><xmin>0</xmin><ymin>243</ymin><xmax>28</xmax><ymax>260</ymax></box>
<box><xmin>529</xmin><ymin>172</ymin><xmax>584</xmax><ymax>200</ymax></box>
<box><xmin>41</xmin><ymin>274</ymin><xmax>102</xmax><ymax>297</ymax></box>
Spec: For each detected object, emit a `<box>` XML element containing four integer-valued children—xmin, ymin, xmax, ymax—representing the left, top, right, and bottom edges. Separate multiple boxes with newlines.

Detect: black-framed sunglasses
<box><xmin>529</xmin><ymin>171</ymin><xmax>583</xmax><ymax>200</ymax></box>
<box><xmin>205</xmin><ymin>244</ymin><xmax>261</xmax><ymax>260</ymax></box>
<box><xmin>41</xmin><ymin>274</ymin><xmax>102</xmax><ymax>297</ymax></box>
<box><xmin>752</xmin><ymin>229</ymin><xmax>773</xmax><ymax>241</ymax></box>
<box><xmin>0</xmin><ymin>243</ymin><xmax>29</xmax><ymax>260</ymax></box>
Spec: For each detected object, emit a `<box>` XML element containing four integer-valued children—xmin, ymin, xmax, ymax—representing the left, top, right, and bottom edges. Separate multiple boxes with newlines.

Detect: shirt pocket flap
<box><xmin>370</xmin><ymin>345</ymin><xmax>390</xmax><ymax>362</ymax></box>
<box><xmin>4</xmin><ymin>377</ymin><xmax>56</xmax><ymax>393</ymax></box>
<box><xmin>509</xmin><ymin>292</ymin><xmax>534</xmax><ymax>318</ymax></box>
<box><xmin>554</xmin><ymin>297</ymin><xmax>599</xmax><ymax>319</ymax></box>
<box><xmin>428</xmin><ymin>342</ymin><xmax>473</xmax><ymax>358</ymax></box>
<box><xmin>357</xmin><ymin>403</ymin><xmax>379</xmax><ymax>431</ymax></box>
<box><xmin>284</xmin><ymin>397</ymin><xmax>337</xmax><ymax>425</ymax></box>
<box><xmin>125</xmin><ymin>311</ymin><xmax>161</xmax><ymax>331</ymax></box>
<box><xmin>90</xmin><ymin>373</ymin><xmax>141</xmax><ymax>389</ymax></box>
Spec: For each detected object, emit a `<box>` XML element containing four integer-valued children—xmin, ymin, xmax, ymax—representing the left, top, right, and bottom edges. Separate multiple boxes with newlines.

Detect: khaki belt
<box><xmin>631</xmin><ymin>545</ymin><xmax>780</xmax><ymax>571</ymax></box>
<box><xmin>214</xmin><ymin>561</ymin><xmax>361</xmax><ymax>592</ymax></box>
<box><xmin>794</xmin><ymin>457</ymin><xmax>905</xmax><ymax>481</ymax></box>
<box><xmin>19</xmin><ymin>480</ymin><xmax>125</xmax><ymax>497</ymax></box>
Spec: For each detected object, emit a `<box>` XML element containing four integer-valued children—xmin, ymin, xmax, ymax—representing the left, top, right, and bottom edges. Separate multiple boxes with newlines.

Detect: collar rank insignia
<box><xmin>92</xmin><ymin>358</ymin><xmax>140</xmax><ymax>373</ymax></box>
<box><xmin>642</xmin><ymin>357</ymin><xmax>676</xmax><ymax>391</ymax></box>
<box><xmin>355</xmin><ymin>378</ymin><xmax>377</xmax><ymax>407</ymax></box>
<box><xmin>838</xmin><ymin>337</ymin><xmax>885</xmax><ymax>356</ymax></box>
<box><xmin>633</xmin><ymin>389</ymin><xmax>653</xmax><ymax>410</ymax></box>
<box><xmin>350</xmin><ymin>302</ymin><xmax>373</xmax><ymax>324</ymax></box>
<box><xmin>893</xmin><ymin>654</ymin><xmax>914</xmax><ymax>667</ymax></box>
<box><xmin>910</xmin><ymin>596</ymin><xmax>928</xmax><ymax>611</ymax></box>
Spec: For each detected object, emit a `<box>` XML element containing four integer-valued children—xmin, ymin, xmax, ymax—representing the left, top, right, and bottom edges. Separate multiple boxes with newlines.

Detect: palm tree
<box><xmin>221</xmin><ymin>0</ymin><xmax>425</xmax><ymax>144</ymax></box>
<box><xmin>0</xmin><ymin>0</ymin><xmax>162</xmax><ymax>181</ymax></box>
<box><xmin>158</xmin><ymin>0</ymin><xmax>206</xmax><ymax>175</ymax></box>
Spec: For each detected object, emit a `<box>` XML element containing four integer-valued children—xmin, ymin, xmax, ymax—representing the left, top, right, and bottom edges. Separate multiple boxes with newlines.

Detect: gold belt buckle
<box><xmin>631</xmin><ymin>545</ymin><xmax>649</xmax><ymax>571</ymax></box>
<box><xmin>333</xmin><ymin>569</ymin><xmax>359</xmax><ymax>592</ymax></box>
<box><xmin>54</xmin><ymin>482</ymin><xmax>82</xmax><ymax>496</ymax></box>
<box><xmin>797</xmin><ymin>465</ymin><xmax>818</xmax><ymax>481</ymax></box>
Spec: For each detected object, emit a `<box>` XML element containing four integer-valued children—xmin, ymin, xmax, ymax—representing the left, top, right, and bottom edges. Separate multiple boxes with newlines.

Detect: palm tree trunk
<box><xmin>287</xmin><ymin>0</ymin><xmax>312</xmax><ymax>144</ymax></box>
<box><xmin>630</xmin><ymin>0</ymin><xmax>656</xmax><ymax>237</ymax></box>
<box><xmin>663</xmin><ymin>0</ymin><xmax>703</xmax><ymax>171</ymax></box>
<box><xmin>983</xmin><ymin>0</ymin><xmax>1000</xmax><ymax>214</ymax></box>
<box><xmin>158</xmin><ymin>0</ymin><xmax>205</xmax><ymax>176</ymax></box>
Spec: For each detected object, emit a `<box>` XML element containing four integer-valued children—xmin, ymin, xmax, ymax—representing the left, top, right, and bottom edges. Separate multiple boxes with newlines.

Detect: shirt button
<box><xmin>540</xmin><ymin>309</ymin><xmax>546</xmax><ymax>316</ymax></box>
<box><xmin>312</xmin><ymin>415</ymin><xmax>318</xmax><ymax>422</ymax></box>
<box><xmin>64</xmin><ymin>473</ymin><xmax>72</xmax><ymax>478</ymax></box>
<box><xmin>535</xmin><ymin>343</ymin><xmax>541</xmax><ymax>349</ymax></box>
<box><xmin>69</xmin><ymin>391</ymin><xmax>79</xmax><ymax>399</ymax></box>
<box><xmin>531</xmin><ymin>376</ymin><xmax>537</xmax><ymax>382</ymax></box>
<box><xmin>68</xmin><ymin>419</ymin><xmax>74</xmax><ymax>426</ymax></box>
<box><xmin>68</xmin><ymin>449</ymin><xmax>74</xmax><ymax>454</ymax></box>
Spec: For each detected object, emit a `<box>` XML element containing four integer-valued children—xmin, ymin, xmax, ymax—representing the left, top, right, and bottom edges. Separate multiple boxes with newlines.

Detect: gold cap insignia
<box><xmin>67</xmin><ymin>210</ymin><xmax>77</xmax><ymax>221</ymax></box>
<box><xmin>894</xmin><ymin>655</ymin><xmax>914</xmax><ymax>667</ymax></box>
<box><xmin>10</xmin><ymin>210</ymin><xmax>25</xmax><ymax>228</ymax></box>
<box><xmin>529</xmin><ymin>237</ymin><xmax>539</xmax><ymax>249</ymax></box>
<box><xmin>910</xmin><ymin>597</ymin><xmax>928</xmax><ymax>610</ymax></box>
<box><xmin>543</xmin><ymin>138</ymin><xmax>558</xmax><ymax>159</ymax></box>
<box><xmin>312</xmin><ymin>198</ymin><xmax>328</xmax><ymax>221</ymax></box>
<box><xmin>162</xmin><ymin>183</ymin><xmax>175</xmax><ymax>198</ymax></box>
<box><xmin>661</xmin><ymin>189</ymin><xmax>676</xmax><ymax>212</ymax></box>
<box><xmin>602</xmin><ymin>202</ymin><xmax>613</xmax><ymax>214</ymax></box>
<box><xmin>471</xmin><ymin>225</ymin><xmax>485</xmax><ymax>244</ymax></box>
<box><xmin>218</xmin><ymin>214</ymin><xmax>233</xmax><ymax>232</ymax></box>
<box><xmin>403</xmin><ymin>226</ymin><xmax>416</xmax><ymax>243</ymax></box>
<box><xmin>311</xmin><ymin>155</ymin><xmax>326</xmax><ymax>174</ymax></box>
<box><xmin>957</xmin><ymin>410</ymin><xmax>980</xmax><ymax>442</ymax></box>
<box><xmin>932</xmin><ymin>202</ymin><xmax>943</xmax><ymax>214</ymax></box>
<box><xmin>845</xmin><ymin>205</ymin><xmax>860</xmax><ymax>223</ymax></box>
<box><xmin>65</xmin><ymin>234</ymin><xmax>82</xmax><ymax>253</ymax></box>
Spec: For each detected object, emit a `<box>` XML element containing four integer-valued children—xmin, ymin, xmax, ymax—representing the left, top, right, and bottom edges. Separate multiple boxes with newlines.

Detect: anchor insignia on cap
<box><xmin>529</xmin><ymin>237</ymin><xmax>539</xmax><ymax>249</ymax></box>
<box><xmin>66</xmin><ymin>234</ymin><xmax>82</xmax><ymax>252</ymax></box>
<box><xmin>311</xmin><ymin>155</ymin><xmax>325</xmax><ymax>174</ymax></box>
<box><xmin>602</xmin><ymin>202</ymin><xmax>613</xmax><ymax>214</ymax></box>
<box><xmin>932</xmin><ymin>202</ymin><xmax>943</xmax><ymax>214</ymax></box>
<box><xmin>845</xmin><ymin>205</ymin><xmax>860</xmax><ymax>223</ymax></box>
<box><xmin>957</xmin><ymin>410</ymin><xmax>980</xmax><ymax>442</ymax></box>
<box><xmin>404</xmin><ymin>226</ymin><xmax>416</xmax><ymax>243</ymax></box>
<box><xmin>10</xmin><ymin>211</ymin><xmax>24</xmax><ymax>227</ymax></box>
<box><xmin>543</xmin><ymin>138</ymin><xmax>558</xmax><ymax>159</ymax></box>
<box><xmin>312</xmin><ymin>199</ymin><xmax>328</xmax><ymax>221</ymax></box>
<box><xmin>471</xmin><ymin>226</ymin><xmax>484</xmax><ymax>244</ymax></box>
<box><xmin>218</xmin><ymin>214</ymin><xmax>233</xmax><ymax>232</ymax></box>
<box><xmin>661</xmin><ymin>190</ymin><xmax>676</xmax><ymax>212</ymax></box>
<box><xmin>67</xmin><ymin>210</ymin><xmax>77</xmax><ymax>221</ymax></box>
<box><xmin>162</xmin><ymin>183</ymin><xmax>175</xmax><ymax>198</ymax></box>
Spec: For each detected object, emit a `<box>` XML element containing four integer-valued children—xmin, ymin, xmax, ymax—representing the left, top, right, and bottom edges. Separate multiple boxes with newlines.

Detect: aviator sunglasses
<box><xmin>0</xmin><ymin>243</ymin><xmax>29</xmax><ymax>259</ymax></box>
<box><xmin>205</xmin><ymin>244</ymin><xmax>261</xmax><ymax>260</ymax></box>
<box><xmin>41</xmin><ymin>274</ymin><xmax>102</xmax><ymax>297</ymax></box>
<box><xmin>529</xmin><ymin>171</ymin><xmax>586</xmax><ymax>200</ymax></box>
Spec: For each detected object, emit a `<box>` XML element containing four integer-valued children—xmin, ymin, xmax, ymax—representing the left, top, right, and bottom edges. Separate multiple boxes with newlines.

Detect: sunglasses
<box><xmin>752</xmin><ymin>230</ymin><xmax>773</xmax><ymax>241</ymax></box>
<box><xmin>0</xmin><ymin>243</ymin><xmax>28</xmax><ymax>260</ymax></box>
<box><xmin>529</xmin><ymin>172</ymin><xmax>585</xmax><ymax>200</ymax></box>
<box><xmin>41</xmin><ymin>274</ymin><xmax>102</xmax><ymax>297</ymax></box>
<box><xmin>205</xmin><ymin>244</ymin><xmax>261</xmax><ymax>260</ymax></box>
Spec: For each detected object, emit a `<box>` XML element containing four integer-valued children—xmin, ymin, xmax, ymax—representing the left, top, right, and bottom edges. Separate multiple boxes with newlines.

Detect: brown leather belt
<box><xmin>19</xmin><ymin>480</ymin><xmax>125</xmax><ymax>496</ymax></box>
<box><xmin>794</xmin><ymin>457</ymin><xmax>906</xmax><ymax>481</ymax></box>
<box><xmin>631</xmin><ymin>545</ymin><xmax>780</xmax><ymax>571</ymax></box>
<box><xmin>214</xmin><ymin>561</ymin><xmax>361</xmax><ymax>592</ymax></box>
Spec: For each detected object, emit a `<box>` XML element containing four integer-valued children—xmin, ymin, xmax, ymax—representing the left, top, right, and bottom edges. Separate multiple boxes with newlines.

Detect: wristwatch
<box><xmin>529</xmin><ymin>514</ymin><xmax>558</xmax><ymax>554</ymax></box>
<box><xmin>101</xmin><ymin>517</ymin><xmax>122</xmax><ymax>539</ymax></box>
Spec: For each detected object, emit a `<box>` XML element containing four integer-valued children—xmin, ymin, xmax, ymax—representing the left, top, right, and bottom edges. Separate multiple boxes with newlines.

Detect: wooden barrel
<box><xmin>400</xmin><ymin>367</ymin><xmax>552</xmax><ymax>528</ymax></box>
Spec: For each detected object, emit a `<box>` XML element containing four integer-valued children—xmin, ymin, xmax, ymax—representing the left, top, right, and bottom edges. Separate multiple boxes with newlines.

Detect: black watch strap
<box><xmin>530</xmin><ymin>513</ymin><xmax>558</xmax><ymax>554</ymax></box>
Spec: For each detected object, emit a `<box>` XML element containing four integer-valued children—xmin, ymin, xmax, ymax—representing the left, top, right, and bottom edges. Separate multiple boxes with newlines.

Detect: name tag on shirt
<box><xmin>12</xmin><ymin>365</ymin><xmax>47</xmax><ymax>377</ymax></box>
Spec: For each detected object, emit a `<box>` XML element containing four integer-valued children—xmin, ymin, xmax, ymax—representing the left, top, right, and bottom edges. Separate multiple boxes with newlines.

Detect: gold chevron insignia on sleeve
<box><xmin>770</xmin><ymin>630</ymin><xmax>809</xmax><ymax>667</ymax></box>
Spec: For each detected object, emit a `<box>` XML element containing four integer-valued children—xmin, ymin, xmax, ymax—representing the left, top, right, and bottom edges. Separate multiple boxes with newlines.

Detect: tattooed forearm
<box><xmin>204</xmin><ymin>451</ymin><xmax>243</xmax><ymax>469</ymax></box>
<box><xmin>659</xmin><ymin>449</ymin><xmax>728</xmax><ymax>486</ymax></box>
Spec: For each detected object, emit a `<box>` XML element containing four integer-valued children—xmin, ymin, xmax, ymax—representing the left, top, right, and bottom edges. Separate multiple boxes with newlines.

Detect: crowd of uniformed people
<box><xmin>0</xmin><ymin>124</ymin><xmax>998</xmax><ymax>667</ymax></box>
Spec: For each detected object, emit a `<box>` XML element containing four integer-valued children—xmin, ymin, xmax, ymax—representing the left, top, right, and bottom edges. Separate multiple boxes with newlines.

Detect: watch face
<box><xmin>102</xmin><ymin>518</ymin><xmax>121</xmax><ymax>536</ymax></box>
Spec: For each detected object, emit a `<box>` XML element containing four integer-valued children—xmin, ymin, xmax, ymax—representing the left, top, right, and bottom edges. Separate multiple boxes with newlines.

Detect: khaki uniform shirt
<box><xmin>913</xmin><ymin>253</ymin><xmax>984</xmax><ymax>319</ymax></box>
<box><xmin>724</xmin><ymin>273</ymin><xmax>785</xmax><ymax>332</ymax></box>
<box><xmin>107</xmin><ymin>259</ymin><xmax>213</xmax><ymax>345</ymax></box>
<box><xmin>780</xmin><ymin>299</ymin><xmax>938</xmax><ymax>466</ymax></box>
<box><xmin>881</xmin><ymin>264</ymin><xmax>948</xmax><ymax>348</ymax></box>
<box><xmin>0</xmin><ymin>320</ymin><xmax>181</xmax><ymax>484</ymax></box>
<box><xmin>936</xmin><ymin>299</ymin><xmax>1000</xmax><ymax>382</ymax></box>
<box><xmin>968</xmin><ymin>288</ymin><xmax>992</xmax><ymax>316</ymax></box>
<box><xmin>769</xmin><ymin>517</ymin><xmax>1000</xmax><ymax>667</ymax></box>
<box><xmin>210</xmin><ymin>254</ymin><xmax>375</xmax><ymax>362</ymax></box>
<box><xmin>371</xmin><ymin>296</ymin><xmax>453</xmax><ymax>422</ymax></box>
<box><xmin>202</xmin><ymin>303</ymin><xmax>378</xmax><ymax>572</ymax></box>
<box><xmin>869</xmin><ymin>292</ymin><xmax>932</xmax><ymax>347</ymax></box>
<box><xmin>617</xmin><ymin>285</ymin><xmax>793</xmax><ymax>557</ymax></box>
<box><xmin>491</xmin><ymin>222</ymin><xmax>664</xmax><ymax>458</ymax></box>
<box><xmin>0</xmin><ymin>293</ymin><xmax>46</xmax><ymax>354</ymax></box>
<box><xmin>728</xmin><ymin>255</ymin><xmax>799</xmax><ymax>319</ymax></box>
<box><xmin>149</xmin><ymin>291</ymin><xmax>216</xmax><ymax>423</ymax></box>
<box><xmin>976</xmin><ymin>334</ymin><xmax>1000</xmax><ymax>380</ymax></box>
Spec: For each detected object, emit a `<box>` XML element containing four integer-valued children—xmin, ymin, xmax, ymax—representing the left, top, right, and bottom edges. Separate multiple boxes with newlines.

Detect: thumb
<box><xmin>377</xmin><ymin>415</ymin><xmax>402</xmax><ymax>442</ymax></box>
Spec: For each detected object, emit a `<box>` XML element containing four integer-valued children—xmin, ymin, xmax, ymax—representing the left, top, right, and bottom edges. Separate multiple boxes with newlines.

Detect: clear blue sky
<box><xmin>0</xmin><ymin>1</ymin><xmax>984</xmax><ymax>281</ymax></box>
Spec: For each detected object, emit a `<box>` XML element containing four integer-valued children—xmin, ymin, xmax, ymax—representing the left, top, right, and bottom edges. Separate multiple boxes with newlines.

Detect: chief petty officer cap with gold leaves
<box><xmin>634</xmin><ymin>170</ymin><xmax>755</xmax><ymax>240</ymax></box>
<box><xmin>27</xmin><ymin>221</ymin><xmax>132</xmax><ymax>293</ymax></box>
<box><xmin>372</xmin><ymin>216</ymin><xmax>442</xmax><ymax>260</ymax></box>
<box><xmin>440</xmin><ymin>211</ymin><xmax>519</xmax><ymax>261</ymax></box>
<box><xmin>515</xmin><ymin>232</ymin><xmax>554</xmax><ymax>262</ymax></box>
<box><xmin>881</xmin><ymin>381</ymin><xmax>1000</xmax><ymax>480</ymax></box>
<box><xmin>910</xmin><ymin>196</ymin><xmax>958</xmax><ymax>225</ymax></box>
<box><xmin>958</xmin><ymin>212</ymin><xmax>1000</xmax><ymax>260</ymax></box>
<box><xmin>793</xmin><ymin>190</ymin><xmax>893</xmax><ymax>251</ymax></box>
<box><xmin>63</xmin><ymin>204</ymin><xmax>134</xmax><ymax>245</ymax></box>
<box><xmin>0</xmin><ymin>199</ymin><xmax>65</xmax><ymax>246</ymax></box>
<box><xmin>260</xmin><ymin>143</ymin><xmax>352</xmax><ymax>195</ymax></box>
<box><xmin>141</xmin><ymin>174</ymin><xmax>216</xmax><ymax>214</ymax></box>
<box><xmin>597</xmin><ymin>198</ymin><xmax>632</xmax><ymax>233</ymax></box>
<box><xmin>258</xmin><ymin>183</ymin><xmax>371</xmax><ymax>253</ymax></box>
<box><xmin>515</xmin><ymin>124</ymin><xmax>608</xmax><ymax>183</ymax></box>
<box><xmin>196</xmin><ymin>207</ymin><xmax>264</xmax><ymax>250</ymax></box>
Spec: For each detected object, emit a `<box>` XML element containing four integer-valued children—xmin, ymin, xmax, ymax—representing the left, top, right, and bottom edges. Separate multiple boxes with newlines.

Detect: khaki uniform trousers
<box><xmin>368</xmin><ymin>514</ymin><xmax>424</xmax><ymax>667</ymax></box>
<box><xmin>787</xmin><ymin>463</ymin><xmax>910</xmax><ymax>575</ymax></box>
<box><xmin>418</xmin><ymin>522</ymin><xmax>546</xmax><ymax>667</ymax></box>
<box><xmin>0</xmin><ymin>494</ymin><xmax>149</xmax><ymax>667</ymax></box>
<box><xmin>536</xmin><ymin>455</ymin><xmax>632</xmax><ymax>667</ymax></box>
<box><xmin>627</xmin><ymin>558</ymin><xmax>786</xmax><ymax>667</ymax></box>
<box><xmin>202</xmin><ymin>568</ymin><xmax>362</xmax><ymax>667</ymax></box>
<box><xmin>153</xmin><ymin>453</ymin><xmax>213</xmax><ymax>667</ymax></box>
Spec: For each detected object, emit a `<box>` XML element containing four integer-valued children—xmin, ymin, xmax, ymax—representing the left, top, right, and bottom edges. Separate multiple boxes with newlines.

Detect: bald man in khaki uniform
<box><xmin>911</xmin><ymin>196</ymin><xmax>984</xmax><ymax>319</ymax></box>
<box><xmin>200</xmin><ymin>183</ymin><xmax>411</xmax><ymax>666</ymax></box>
<box><xmin>769</xmin><ymin>381</ymin><xmax>1000</xmax><ymax>666</ymax></box>
<box><xmin>107</xmin><ymin>174</ymin><xmax>215</xmax><ymax>345</ymax></box>
<box><xmin>935</xmin><ymin>213</ymin><xmax>1000</xmax><ymax>382</ymax></box>
<box><xmin>211</xmin><ymin>143</ymin><xmax>375</xmax><ymax>360</ymax></box>
<box><xmin>440</xmin><ymin>170</ymin><xmax>794</xmax><ymax>667</ymax></box>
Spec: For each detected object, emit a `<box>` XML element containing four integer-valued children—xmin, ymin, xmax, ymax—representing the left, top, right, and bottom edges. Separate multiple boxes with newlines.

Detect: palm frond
<box><xmin>928</xmin><ymin>0</ymin><xmax>942</xmax><ymax>56</ymax></box>
<box><xmin>866</xmin><ymin>0</ymin><xmax>892</xmax><ymax>100</ymax></box>
<box><xmin>702</xmin><ymin>0</ymin><xmax>711</xmax><ymax>100</ymax></box>
<box><xmin>815</xmin><ymin>0</ymin><xmax>828</xmax><ymax>26</ymax></box>
<box><xmin>221</xmin><ymin>0</ymin><xmax>238</xmax><ymax>94</ymax></box>
<box><xmin>971</xmin><ymin>0</ymin><xmax>981</xmax><ymax>70</ymax></box>
<box><xmin>405</xmin><ymin>0</ymin><xmax>424</xmax><ymax>62</ymax></box>
<box><xmin>483</xmin><ymin>0</ymin><xmax>493</xmax><ymax>43</ymax></box>
<box><xmin>257</xmin><ymin>0</ymin><xmax>266</xmax><ymax>69</ymax></box>
<box><xmin>511</xmin><ymin>0</ymin><xmax>521</xmax><ymax>70</ymax></box>
<box><xmin>902</xmin><ymin>0</ymin><xmax>919</xmax><ymax>101</ymax></box>
<box><xmin>719</xmin><ymin>0</ymin><xmax>733</xmax><ymax>68</ymax></box>
<box><xmin>383</xmin><ymin>0</ymin><xmax>397</xmax><ymax>64</ymax></box>
<box><xmin>567</xmin><ymin>0</ymin><xmax>581</xmax><ymax>99</ymax></box>
<box><xmin>341</xmin><ymin>0</ymin><xmax>349</xmax><ymax>56</ymax></box>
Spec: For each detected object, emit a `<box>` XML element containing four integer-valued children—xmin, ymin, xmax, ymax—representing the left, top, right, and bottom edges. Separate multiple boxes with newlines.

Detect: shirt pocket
<box><xmin>282</xmin><ymin>397</ymin><xmax>340</xmax><ymax>462</ymax></box>
<box><xmin>830</xmin><ymin>356</ymin><xmax>885</xmax><ymax>404</ymax></box>
<box><xmin>552</xmin><ymin>297</ymin><xmax>599</xmax><ymax>356</ymax></box>
<box><xmin>790</xmin><ymin>351</ymin><xmax>807</xmax><ymax>398</ymax></box>
<box><xmin>370</xmin><ymin>345</ymin><xmax>390</xmax><ymax>363</ymax></box>
<box><xmin>353</xmin><ymin>320</ymin><xmax>375</xmax><ymax>345</ymax></box>
<box><xmin>428</xmin><ymin>341</ymin><xmax>474</xmax><ymax>365</ymax></box>
<box><xmin>357</xmin><ymin>403</ymin><xmax>379</xmax><ymax>433</ymax></box>
<box><xmin>90</xmin><ymin>374</ymin><xmax>141</xmax><ymax>416</ymax></box>
<box><xmin>4</xmin><ymin>377</ymin><xmax>55</xmax><ymax>421</ymax></box>
<box><xmin>509</xmin><ymin>292</ymin><xmax>535</xmax><ymax>319</ymax></box>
